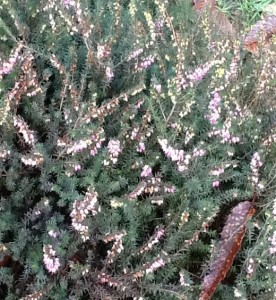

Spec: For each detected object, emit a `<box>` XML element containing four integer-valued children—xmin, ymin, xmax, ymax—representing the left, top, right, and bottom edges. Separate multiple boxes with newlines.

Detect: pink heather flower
<box><xmin>0</xmin><ymin>44</ymin><xmax>23</xmax><ymax>79</ymax></box>
<box><xmin>0</xmin><ymin>147</ymin><xmax>10</xmax><ymax>159</ymax></box>
<box><xmin>107</xmin><ymin>139</ymin><xmax>121</xmax><ymax>164</ymax></box>
<box><xmin>90</xmin><ymin>148</ymin><xmax>98</xmax><ymax>156</ymax></box>
<box><xmin>154</xmin><ymin>17</ymin><xmax>164</xmax><ymax>32</ymax></box>
<box><xmin>209</xmin><ymin>92</ymin><xmax>221</xmax><ymax>110</ymax></box>
<box><xmin>209</xmin><ymin>112</ymin><xmax>219</xmax><ymax>125</ymax></box>
<box><xmin>140</xmin><ymin>228</ymin><xmax>165</xmax><ymax>254</ymax></box>
<box><xmin>158</xmin><ymin>139</ymin><xmax>183</xmax><ymax>161</ymax></box>
<box><xmin>250</xmin><ymin>152</ymin><xmax>263</xmax><ymax>187</ymax></box>
<box><xmin>180</xmin><ymin>272</ymin><xmax>185</xmax><ymax>286</ymax></box>
<box><xmin>187</xmin><ymin>66</ymin><xmax>208</xmax><ymax>81</ymax></box>
<box><xmin>207</xmin><ymin>92</ymin><xmax>221</xmax><ymax>125</ymax></box>
<box><xmin>105</xmin><ymin>66</ymin><xmax>114</xmax><ymax>81</ymax></box>
<box><xmin>108</xmin><ymin>140</ymin><xmax>121</xmax><ymax>154</ymax></box>
<box><xmin>272</xmin><ymin>266</ymin><xmax>276</xmax><ymax>272</ymax></box>
<box><xmin>210</xmin><ymin>167</ymin><xmax>224</xmax><ymax>176</ymax></box>
<box><xmin>180</xmin><ymin>61</ymin><xmax>217</xmax><ymax>90</ymax></box>
<box><xmin>135</xmin><ymin>100</ymin><xmax>144</xmax><ymax>109</ymax></box>
<box><xmin>71</xmin><ymin>191</ymin><xmax>100</xmax><ymax>241</ymax></box>
<box><xmin>250</xmin><ymin>152</ymin><xmax>263</xmax><ymax>169</ymax></box>
<box><xmin>155</xmin><ymin>228</ymin><xmax>165</xmax><ymax>239</ymax></box>
<box><xmin>1</xmin><ymin>63</ymin><xmax>13</xmax><ymax>75</ymax></box>
<box><xmin>90</xmin><ymin>132</ymin><xmax>105</xmax><ymax>156</ymax></box>
<box><xmin>177</xmin><ymin>163</ymin><xmax>187</xmax><ymax>172</ymax></box>
<box><xmin>13</xmin><ymin>116</ymin><xmax>35</xmax><ymax>146</ymax></box>
<box><xmin>193</xmin><ymin>148</ymin><xmax>206</xmax><ymax>157</ymax></box>
<box><xmin>223</xmin><ymin>130</ymin><xmax>239</xmax><ymax>144</ymax></box>
<box><xmin>127</xmin><ymin>48</ymin><xmax>144</xmax><ymax>61</ymax></box>
<box><xmin>158</xmin><ymin>139</ymin><xmax>192</xmax><ymax>172</ymax></box>
<box><xmin>153</xmin><ymin>83</ymin><xmax>162</xmax><ymax>94</ymax></box>
<box><xmin>145</xmin><ymin>257</ymin><xmax>166</xmax><ymax>274</ymax></box>
<box><xmin>137</xmin><ymin>55</ymin><xmax>155</xmax><ymax>70</ymax></box>
<box><xmin>137</xmin><ymin>141</ymin><xmax>145</xmax><ymax>153</ymax></box>
<box><xmin>247</xmin><ymin>258</ymin><xmax>254</xmax><ymax>276</ymax></box>
<box><xmin>221</xmin><ymin>128</ymin><xmax>231</xmax><ymax>141</ymax></box>
<box><xmin>131</xmin><ymin>128</ymin><xmax>139</xmax><ymax>140</ymax></box>
<box><xmin>141</xmin><ymin>165</ymin><xmax>152</xmax><ymax>177</ymax></box>
<box><xmin>209</xmin><ymin>126</ymin><xmax>240</xmax><ymax>144</ymax></box>
<box><xmin>74</xmin><ymin>164</ymin><xmax>81</xmax><ymax>172</ymax></box>
<box><xmin>231</xmin><ymin>136</ymin><xmax>240</xmax><ymax>143</ymax></box>
<box><xmin>164</xmin><ymin>185</ymin><xmax>176</xmax><ymax>193</ymax></box>
<box><xmin>97</xmin><ymin>44</ymin><xmax>111</xmax><ymax>60</ymax></box>
<box><xmin>212</xmin><ymin>180</ymin><xmax>220</xmax><ymax>188</ymax></box>
<box><xmin>48</xmin><ymin>230</ymin><xmax>58</xmax><ymax>238</ymax></box>
<box><xmin>67</xmin><ymin>140</ymin><xmax>89</xmax><ymax>154</ymax></box>
<box><xmin>63</xmin><ymin>0</ymin><xmax>75</xmax><ymax>8</ymax></box>
<box><xmin>170</xmin><ymin>123</ymin><xmax>176</xmax><ymax>129</ymax></box>
<box><xmin>43</xmin><ymin>245</ymin><xmax>60</xmax><ymax>274</ymax></box>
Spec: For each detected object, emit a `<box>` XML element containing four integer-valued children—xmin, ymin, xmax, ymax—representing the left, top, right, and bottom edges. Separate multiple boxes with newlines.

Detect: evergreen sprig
<box><xmin>0</xmin><ymin>0</ymin><xmax>275</xmax><ymax>299</ymax></box>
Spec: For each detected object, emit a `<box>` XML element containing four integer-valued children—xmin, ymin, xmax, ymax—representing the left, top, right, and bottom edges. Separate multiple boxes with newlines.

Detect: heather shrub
<box><xmin>0</xmin><ymin>0</ymin><xmax>275</xmax><ymax>299</ymax></box>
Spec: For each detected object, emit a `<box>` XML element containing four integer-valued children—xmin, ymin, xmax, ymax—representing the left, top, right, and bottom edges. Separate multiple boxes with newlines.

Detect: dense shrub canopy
<box><xmin>0</xmin><ymin>0</ymin><xmax>275</xmax><ymax>299</ymax></box>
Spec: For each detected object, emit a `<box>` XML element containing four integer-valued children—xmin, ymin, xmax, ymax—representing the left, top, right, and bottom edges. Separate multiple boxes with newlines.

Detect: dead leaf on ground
<box><xmin>192</xmin><ymin>0</ymin><xmax>216</xmax><ymax>11</ymax></box>
<box><xmin>244</xmin><ymin>15</ymin><xmax>276</xmax><ymax>55</ymax></box>
<box><xmin>199</xmin><ymin>201</ymin><xmax>255</xmax><ymax>300</ymax></box>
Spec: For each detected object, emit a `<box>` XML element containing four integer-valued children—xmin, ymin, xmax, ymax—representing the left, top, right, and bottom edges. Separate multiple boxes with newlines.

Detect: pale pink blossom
<box><xmin>74</xmin><ymin>164</ymin><xmax>81</xmax><ymax>171</ymax></box>
<box><xmin>71</xmin><ymin>190</ymin><xmax>100</xmax><ymax>241</ymax></box>
<box><xmin>106</xmin><ymin>66</ymin><xmax>114</xmax><ymax>81</ymax></box>
<box><xmin>48</xmin><ymin>230</ymin><xmax>58</xmax><ymax>238</ymax></box>
<box><xmin>137</xmin><ymin>141</ymin><xmax>145</xmax><ymax>153</ymax></box>
<box><xmin>158</xmin><ymin>139</ymin><xmax>191</xmax><ymax>172</ymax></box>
<box><xmin>153</xmin><ymin>83</ymin><xmax>162</xmax><ymax>94</ymax></box>
<box><xmin>207</xmin><ymin>92</ymin><xmax>221</xmax><ymax>125</ymax></box>
<box><xmin>141</xmin><ymin>165</ymin><xmax>152</xmax><ymax>177</ymax></box>
<box><xmin>107</xmin><ymin>139</ymin><xmax>121</xmax><ymax>164</ymax></box>
<box><xmin>210</xmin><ymin>168</ymin><xmax>224</xmax><ymax>176</ymax></box>
<box><xmin>145</xmin><ymin>257</ymin><xmax>166</xmax><ymax>274</ymax></box>
<box><xmin>249</xmin><ymin>152</ymin><xmax>263</xmax><ymax>188</ymax></box>
<box><xmin>193</xmin><ymin>148</ymin><xmax>206</xmax><ymax>157</ymax></box>
<box><xmin>164</xmin><ymin>185</ymin><xmax>176</xmax><ymax>193</ymax></box>
<box><xmin>13</xmin><ymin>116</ymin><xmax>35</xmax><ymax>146</ymax></box>
<box><xmin>62</xmin><ymin>0</ymin><xmax>75</xmax><ymax>8</ymax></box>
<box><xmin>212</xmin><ymin>180</ymin><xmax>220</xmax><ymax>188</ymax></box>
<box><xmin>43</xmin><ymin>245</ymin><xmax>60</xmax><ymax>274</ymax></box>
<box><xmin>180</xmin><ymin>272</ymin><xmax>185</xmax><ymax>286</ymax></box>
<box><xmin>127</xmin><ymin>48</ymin><xmax>144</xmax><ymax>61</ymax></box>
<box><xmin>179</xmin><ymin>60</ymin><xmax>218</xmax><ymax>90</ymax></box>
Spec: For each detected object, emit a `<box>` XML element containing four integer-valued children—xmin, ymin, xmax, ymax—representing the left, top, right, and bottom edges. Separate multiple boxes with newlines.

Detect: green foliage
<box><xmin>0</xmin><ymin>0</ymin><xmax>275</xmax><ymax>299</ymax></box>
<box><xmin>217</xmin><ymin>0</ymin><xmax>274</xmax><ymax>26</ymax></box>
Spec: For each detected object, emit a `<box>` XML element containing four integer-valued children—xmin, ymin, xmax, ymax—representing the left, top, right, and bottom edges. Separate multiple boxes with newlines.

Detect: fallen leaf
<box><xmin>192</xmin><ymin>0</ymin><xmax>216</xmax><ymax>11</ymax></box>
<box><xmin>199</xmin><ymin>201</ymin><xmax>255</xmax><ymax>300</ymax></box>
<box><xmin>244</xmin><ymin>15</ymin><xmax>276</xmax><ymax>55</ymax></box>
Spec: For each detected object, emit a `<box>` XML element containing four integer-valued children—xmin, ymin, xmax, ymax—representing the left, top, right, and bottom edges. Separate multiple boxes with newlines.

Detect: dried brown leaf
<box><xmin>244</xmin><ymin>15</ymin><xmax>276</xmax><ymax>55</ymax></box>
<box><xmin>193</xmin><ymin>0</ymin><xmax>216</xmax><ymax>11</ymax></box>
<box><xmin>199</xmin><ymin>201</ymin><xmax>255</xmax><ymax>300</ymax></box>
